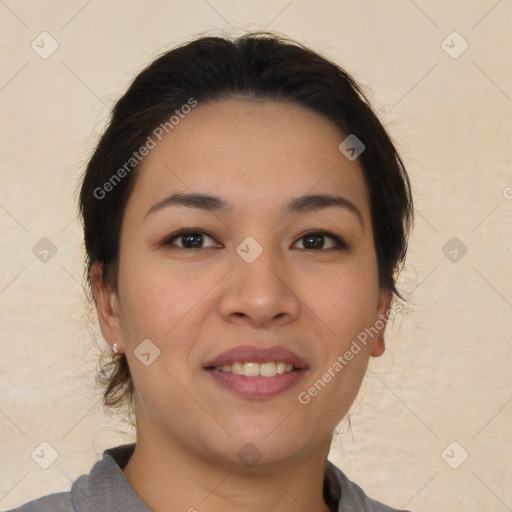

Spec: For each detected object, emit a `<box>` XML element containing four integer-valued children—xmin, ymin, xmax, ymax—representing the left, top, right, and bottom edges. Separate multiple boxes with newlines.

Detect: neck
<box><xmin>122</xmin><ymin>427</ymin><xmax>335</xmax><ymax>512</ymax></box>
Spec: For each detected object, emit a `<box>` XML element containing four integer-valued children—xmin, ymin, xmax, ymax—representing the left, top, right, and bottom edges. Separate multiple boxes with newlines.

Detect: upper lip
<box><xmin>203</xmin><ymin>345</ymin><xmax>308</xmax><ymax>369</ymax></box>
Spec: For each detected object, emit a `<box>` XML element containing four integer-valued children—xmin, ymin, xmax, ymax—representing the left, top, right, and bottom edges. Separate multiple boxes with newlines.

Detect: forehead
<box><xmin>128</xmin><ymin>98</ymin><xmax>370</xmax><ymax>217</ymax></box>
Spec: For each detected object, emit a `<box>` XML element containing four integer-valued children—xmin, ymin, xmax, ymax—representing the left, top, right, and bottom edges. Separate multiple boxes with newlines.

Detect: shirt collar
<box><xmin>71</xmin><ymin>443</ymin><xmax>344</xmax><ymax>512</ymax></box>
<box><xmin>71</xmin><ymin>443</ymin><xmax>150</xmax><ymax>512</ymax></box>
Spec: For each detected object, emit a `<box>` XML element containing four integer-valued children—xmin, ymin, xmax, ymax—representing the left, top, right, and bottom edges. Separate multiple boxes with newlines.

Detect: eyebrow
<box><xmin>144</xmin><ymin>192</ymin><xmax>364</xmax><ymax>228</ymax></box>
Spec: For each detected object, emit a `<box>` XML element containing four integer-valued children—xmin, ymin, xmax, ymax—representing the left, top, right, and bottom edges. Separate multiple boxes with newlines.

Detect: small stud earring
<box><xmin>111</xmin><ymin>342</ymin><xmax>118</xmax><ymax>354</ymax></box>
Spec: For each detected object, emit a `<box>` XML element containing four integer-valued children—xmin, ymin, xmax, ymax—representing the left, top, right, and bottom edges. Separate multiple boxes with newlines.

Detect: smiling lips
<box><xmin>203</xmin><ymin>345</ymin><xmax>309</xmax><ymax>399</ymax></box>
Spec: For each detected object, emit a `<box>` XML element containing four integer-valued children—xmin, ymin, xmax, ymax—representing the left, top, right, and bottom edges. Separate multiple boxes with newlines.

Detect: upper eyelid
<box><xmin>293</xmin><ymin>230</ymin><xmax>348</xmax><ymax>249</ymax></box>
<box><xmin>163</xmin><ymin>229</ymin><xmax>218</xmax><ymax>246</ymax></box>
<box><xmin>164</xmin><ymin>229</ymin><xmax>347</xmax><ymax>248</ymax></box>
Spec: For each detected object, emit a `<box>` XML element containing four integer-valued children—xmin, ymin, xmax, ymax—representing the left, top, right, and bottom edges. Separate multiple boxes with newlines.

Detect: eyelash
<box><xmin>162</xmin><ymin>228</ymin><xmax>349</xmax><ymax>251</ymax></box>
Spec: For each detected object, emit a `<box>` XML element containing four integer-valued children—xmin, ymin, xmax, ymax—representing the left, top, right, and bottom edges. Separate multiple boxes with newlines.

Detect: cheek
<box><xmin>300</xmin><ymin>283</ymin><xmax>375</xmax><ymax>428</ymax></box>
<box><xmin>299</xmin><ymin>256</ymin><xmax>379</xmax><ymax>408</ymax></box>
<box><xmin>116</xmin><ymin>257</ymin><xmax>225</xmax><ymax>397</ymax></box>
<box><xmin>117</xmin><ymin>255</ymin><xmax>207</xmax><ymax>339</ymax></box>
<box><xmin>307</xmin><ymin>260</ymin><xmax>380</xmax><ymax>342</ymax></box>
<box><xmin>116</xmin><ymin>262</ymin><xmax>206</xmax><ymax>414</ymax></box>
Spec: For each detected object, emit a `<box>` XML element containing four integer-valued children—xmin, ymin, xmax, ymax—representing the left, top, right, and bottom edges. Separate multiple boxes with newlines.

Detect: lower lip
<box><xmin>205</xmin><ymin>369</ymin><xmax>307</xmax><ymax>399</ymax></box>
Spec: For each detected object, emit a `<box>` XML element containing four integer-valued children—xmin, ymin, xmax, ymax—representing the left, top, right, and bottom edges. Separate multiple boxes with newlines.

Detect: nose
<box><xmin>217</xmin><ymin>243</ymin><xmax>301</xmax><ymax>328</ymax></box>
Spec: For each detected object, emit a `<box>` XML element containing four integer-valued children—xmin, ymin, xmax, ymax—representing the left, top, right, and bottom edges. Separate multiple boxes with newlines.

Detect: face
<box><xmin>93</xmin><ymin>98</ymin><xmax>390</xmax><ymax>468</ymax></box>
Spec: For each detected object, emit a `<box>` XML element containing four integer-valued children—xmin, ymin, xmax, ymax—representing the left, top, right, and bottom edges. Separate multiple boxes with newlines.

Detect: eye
<box><xmin>293</xmin><ymin>230</ymin><xmax>348</xmax><ymax>250</ymax></box>
<box><xmin>163</xmin><ymin>229</ymin><xmax>222</xmax><ymax>249</ymax></box>
<box><xmin>162</xmin><ymin>229</ymin><xmax>347</xmax><ymax>251</ymax></box>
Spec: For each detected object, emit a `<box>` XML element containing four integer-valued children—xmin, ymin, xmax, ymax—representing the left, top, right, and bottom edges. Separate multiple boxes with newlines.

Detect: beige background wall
<box><xmin>1</xmin><ymin>1</ymin><xmax>511</xmax><ymax>510</ymax></box>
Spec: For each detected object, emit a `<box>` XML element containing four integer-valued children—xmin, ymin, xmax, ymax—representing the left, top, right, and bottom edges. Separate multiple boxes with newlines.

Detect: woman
<box><xmin>12</xmin><ymin>31</ymin><xmax>413</xmax><ymax>512</ymax></box>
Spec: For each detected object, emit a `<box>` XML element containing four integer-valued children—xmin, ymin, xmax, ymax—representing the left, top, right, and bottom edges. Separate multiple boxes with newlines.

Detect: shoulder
<box><xmin>7</xmin><ymin>491</ymin><xmax>74</xmax><ymax>512</ymax></box>
<box><xmin>7</xmin><ymin>443</ymin><xmax>139</xmax><ymax>512</ymax></box>
<box><xmin>327</xmin><ymin>460</ymin><xmax>413</xmax><ymax>512</ymax></box>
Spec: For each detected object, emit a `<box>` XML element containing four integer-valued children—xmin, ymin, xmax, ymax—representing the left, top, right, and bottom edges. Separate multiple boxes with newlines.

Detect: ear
<box><xmin>90</xmin><ymin>261</ymin><xmax>125</xmax><ymax>353</ymax></box>
<box><xmin>370</xmin><ymin>288</ymin><xmax>392</xmax><ymax>358</ymax></box>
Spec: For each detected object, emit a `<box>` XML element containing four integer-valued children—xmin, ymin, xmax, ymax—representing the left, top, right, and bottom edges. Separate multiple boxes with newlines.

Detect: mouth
<box><xmin>206</xmin><ymin>361</ymin><xmax>298</xmax><ymax>377</ymax></box>
<box><xmin>203</xmin><ymin>345</ymin><xmax>309</xmax><ymax>399</ymax></box>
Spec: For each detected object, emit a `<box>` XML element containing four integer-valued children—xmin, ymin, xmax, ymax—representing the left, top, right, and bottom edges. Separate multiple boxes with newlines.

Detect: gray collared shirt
<box><xmin>9</xmin><ymin>443</ymin><xmax>411</xmax><ymax>511</ymax></box>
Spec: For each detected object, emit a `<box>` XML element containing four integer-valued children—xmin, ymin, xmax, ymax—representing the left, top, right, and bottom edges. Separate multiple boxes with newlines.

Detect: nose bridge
<box><xmin>218</xmin><ymin>235</ymin><xmax>300</xmax><ymax>325</ymax></box>
<box><xmin>237</xmin><ymin>243</ymin><xmax>281</xmax><ymax>292</ymax></box>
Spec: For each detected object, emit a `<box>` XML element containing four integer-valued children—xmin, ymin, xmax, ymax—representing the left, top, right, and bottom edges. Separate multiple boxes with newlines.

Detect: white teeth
<box><xmin>215</xmin><ymin>361</ymin><xmax>296</xmax><ymax>377</ymax></box>
<box><xmin>259</xmin><ymin>362</ymin><xmax>276</xmax><ymax>377</ymax></box>
<box><xmin>244</xmin><ymin>362</ymin><xmax>260</xmax><ymax>377</ymax></box>
<box><xmin>231</xmin><ymin>362</ymin><xmax>244</xmax><ymax>375</ymax></box>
